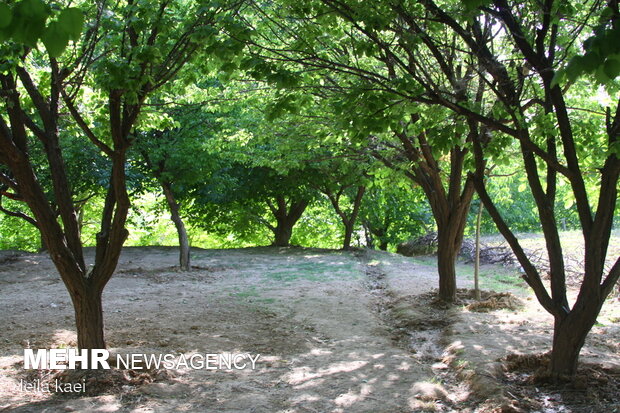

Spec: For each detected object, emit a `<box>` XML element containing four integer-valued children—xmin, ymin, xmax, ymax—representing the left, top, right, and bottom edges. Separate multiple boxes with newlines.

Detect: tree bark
<box><xmin>268</xmin><ymin>196</ymin><xmax>309</xmax><ymax>247</ymax></box>
<box><xmin>161</xmin><ymin>182</ymin><xmax>190</xmax><ymax>271</ymax></box>
<box><xmin>436</xmin><ymin>226</ymin><xmax>460</xmax><ymax>302</ymax></box>
<box><xmin>273</xmin><ymin>221</ymin><xmax>294</xmax><ymax>247</ymax></box>
<box><xmin>549</xmin><ymin>296</ymin><xmax>602</xmax><ymax>379</ymax></box>
<box><xmin>39</xmin><ymin>232</ymin><xmax>47</xmax><ymax>253</ymax></box>
<box><xmin>343</xmin><ymin>222</ymin><xmax>355</xmax><ymax>250</ymax></box>
<box><xmin>70</xmin><ymin>283</ymin><xmax>106</xmax><ymax>350</ymax></box>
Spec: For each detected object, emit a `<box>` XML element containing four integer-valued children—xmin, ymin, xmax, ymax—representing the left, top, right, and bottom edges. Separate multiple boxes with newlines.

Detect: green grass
<box><xmin>265</xmin><ymin>260</ymin><xmax>360</xmax><ymax>283</ymax></box>
<box><xmin>230</xmin><ymin>286</ymin><xmax>261</xmax><ymax>298</ymax></box>
<box><xmin>457</xmin><ymin>263</ymin><xmax>528</xmax><ymax>294</ymax></box>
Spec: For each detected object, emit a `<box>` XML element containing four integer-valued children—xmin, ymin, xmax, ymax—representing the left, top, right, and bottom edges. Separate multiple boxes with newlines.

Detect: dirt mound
<box><xmin>504</xmin><ymin>353</ymin><xmax>550</xmax><ymax>373</ymax></box>
<box><xmin>466</xmin><ymin>292</ymin><xmax>524</xmax><ymax>312</ymax></box>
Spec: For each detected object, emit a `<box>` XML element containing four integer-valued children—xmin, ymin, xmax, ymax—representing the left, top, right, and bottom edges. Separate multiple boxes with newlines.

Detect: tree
<box><xmin>132</xmin><ymin>105</ymin><xmax>222</xmax><ymax>270</ymax></box>
<box><xmin>360</xmin><ymin>176</ymin><xmax>432</xmax><ymax>251</ymax></box>
<box><xmin>242</xmin><ymin>0</ymin><xmax>487</xmax><ymax>301</ymax></box>
<box><xmin>191</xmin><ymin>163</ymin><xmax>316</xmax><ymax>246</ymax></box>
<box><xmin>0</xmin><ymin>0</ymin><xmax>243</xmax><ymax>350</ymax></box>
<box><xmin>401</xmin><ymin>0</ymin><xmax>620</xmax><ymax>379</ymax></box>
<box><xmin>311</xmin><ymin>156</ymin><xmax>369</xmax><ymax>250</ymax></box>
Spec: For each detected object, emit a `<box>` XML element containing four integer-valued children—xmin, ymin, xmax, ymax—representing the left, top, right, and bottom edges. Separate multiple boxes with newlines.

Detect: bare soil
<box><xmin>0</xmin><ymin>247</ymin><xmax>618</xmax><ymax>412</ymax></box>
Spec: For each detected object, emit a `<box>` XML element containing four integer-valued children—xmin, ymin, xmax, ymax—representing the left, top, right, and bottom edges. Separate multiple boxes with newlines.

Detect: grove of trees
<box><xmin>0</xmin><ymin>0</ymin><xmax>618</xmax><ymax>382</ymax></box>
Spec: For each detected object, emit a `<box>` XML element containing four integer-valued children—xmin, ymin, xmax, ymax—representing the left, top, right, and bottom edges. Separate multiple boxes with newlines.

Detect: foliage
<box><xmin>0</xmin><ymin>0</ymin><xmax>83</xmax><ymax>57</ymax></box>
<box><xmin>360</xmin><ymin>177</ymin><xmax>433</xmax><ymax>250</ymax></box>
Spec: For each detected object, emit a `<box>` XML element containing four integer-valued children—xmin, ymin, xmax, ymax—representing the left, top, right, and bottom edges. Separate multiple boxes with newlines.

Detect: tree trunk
<box><xmin>550</xmin><ymin>313</ymin><xmax>595</xmax><ymax>380</ymax></box>
<box><xmin>268</xmin><ymin>197</ymin><xmax>308</xmax><ymax>247</ymax></box>
<box><xmin>343</xmin><ymin>222</ymin><xmax>354</xmax><ymax>250</ymax></box>
<box><xmin>379</xmin><ymin>240</ymin><xmax>388</xmax><ymax>251</ymax></box>
<box><xmin>70</xmin><ymin>284</ymin><xmax>106</xmax><ymax>350</ymax></box>
<box><xmin>474</xmin><ymin>201</ymin><xmax>483</xmax><ymax>300</ymax></box>
<box><xmin>362</xmin><ymin>222</ymin><xmax>374</xmax><ymax>249</ymax></box>
<box><xmin>437</xmin><ymin>233</ymin><xmax>459</xmax><ymax>302</ymax></box>
<box><xmin>342</xmin><ymin>185</ymin><xmax>365</xmax><ymax>250</ymax></box>
<box><xmin>433</xmin><ymin>201</ymin><xmax>470</xmax><ymax>303</ymax></box>
<box><xmin>162</xmin><ymin>182</ymin><xmax>190</xmax><ymax>271</ymax></box>
<box><xmin>273</xmin><ymin>221</ymin><xmax>294</xmax><ymax>247</ymax></box>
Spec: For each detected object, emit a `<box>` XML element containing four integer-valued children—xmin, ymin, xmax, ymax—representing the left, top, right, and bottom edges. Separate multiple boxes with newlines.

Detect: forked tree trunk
<box><xmin>162</xmin><ymin>182</ymin><xmax>190</xmax><ymax>271</ymax></box>
<box><xmin>269</xmin><ymin>197</ymin><xmax>309</xmax><ymax>247</ymax></box>
<box><xmin>549</xmin><ymin>286</ymin><xmax>605</xmax><ymax>379</ymax></box>
<box><xmin>324</xmin><ymin>185</ymin><xmax>366</xmax><ymax>251</ymax></box>
<box><xmin>373</xmin><ymin>129</ymin><xmax>476</xmax><ymax>304</ymax></box>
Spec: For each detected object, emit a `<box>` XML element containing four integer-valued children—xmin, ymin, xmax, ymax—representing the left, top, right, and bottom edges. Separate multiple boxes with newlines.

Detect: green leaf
<box><xmin>594</xmin><ymin>66</ymin><xmax>610</xmax><ymax>84</ymax></box>
<box><xmin>41</xmin><ymin>20</ymin><xmax>69</xmax><ymax>57</ymax></box>
<box><xmin>603</xmin><ymin>57</ymin><xmax>620</xmax><ymax>79</ymax></box>
<box><xmin>0</xmin><ymin>4</ymin><xmax>12</xmax><ymax>28</ymax></box>
<box><xmin>461</xmin><ymin>0</ymin><xmax>491</xmax><ymax>12</ymax></box>
<box><xmin>550</xmin><ymin>69</ymin><xmax>565</xmax><ymax>88</ymax></box>
<box><xmin>20</xmin><ymin>0</ymin><xmax>47</xmax><ymax>18</ymax></box>
<box><xmin>581</xmin><ymin>52</ymin><xmax>601</xmax><ymax>73</ymax></box>
<box><xmin>565</xmin><ymin>56</ymin><xmax>583</xmax><ymax>82</ymax></box>
<box><xmin>57</xmin><ymin>7</ymin><xmax>83</xmax><ymax>41</ymax></box>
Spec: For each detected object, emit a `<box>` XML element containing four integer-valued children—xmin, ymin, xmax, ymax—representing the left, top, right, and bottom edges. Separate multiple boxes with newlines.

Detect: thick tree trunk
<box><xmin>162</xmin><ymin>183</ymin><xmax>190</xmax><ymax>271</ymax></box>
<box><xmin>273</xmin><ymin>222</ymin><xmax>294</xmax><ymax>247</ymax></box>
<box><xmin>433</xmin><ymin>204</ymin><xmax>470</xmax><ymax>302</ymax></box>
<box><xmin>70</xmin><ymin>284</ymin><xmax>106</xmax><ymax>350</ymax></box>
<box><xmin>437</xmin><ymin>232</ymin><xmax>459</xmax><ymax>302</ymax></box>
<box><xmin>550</xmin><ymin>312</ymin><xmax>595</xmax><ymax>379</ymax></box>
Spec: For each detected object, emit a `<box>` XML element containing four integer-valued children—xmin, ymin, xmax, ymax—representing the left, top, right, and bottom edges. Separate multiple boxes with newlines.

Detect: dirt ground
<box><xmin>0</xmin><ymin>247</ymin><xmax>618</xmax><ymax>412</ymax></box>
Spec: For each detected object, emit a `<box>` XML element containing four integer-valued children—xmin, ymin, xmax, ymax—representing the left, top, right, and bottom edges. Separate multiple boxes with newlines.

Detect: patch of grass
<box><xmin>458</xmin><ymin>263</ymin><xmax>528</xmax><ymax>294</ymax></box>
<box><xmin>230</xmin><ymin>286</ymin><xmax>261</xmax><ymax>298</ymax></box>
<box><xmin>412</xmin><ymin>401</ymin><xmax>440</xmax><ymax>412</ymax></box>
<box><xmin>482</xmin><ymin>272</ymin><xmax>527</xmax><ymax>292</ymax></box>
<box><xmin>265</xmin><ymin>260</ymin><xmax>360</xmax><ymax>283</ymax></box>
